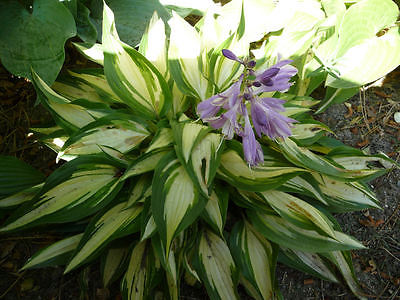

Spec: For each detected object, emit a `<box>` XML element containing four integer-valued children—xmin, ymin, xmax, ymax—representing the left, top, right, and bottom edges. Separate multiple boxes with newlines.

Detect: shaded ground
<box><xmin>0</xmin><ymin>48</ymin><xmax>399</xmax><ymax>299</ymax></box>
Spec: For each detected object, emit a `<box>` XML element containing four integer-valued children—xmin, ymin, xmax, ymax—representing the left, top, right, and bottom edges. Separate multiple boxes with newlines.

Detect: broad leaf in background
<box><xmin>0</xmin><ymin>0</ymin><xmax>76</xmax><ymax>85</ymax></box>
<box><xmin>0</xmin><ymin>156</ymin><xmax>45</xmax><ymax>197</ymax></box>
<box><xmin>322</xmin><ymin>0</ymin><xmax>400</xmax><ymax>88</ymax></box>
<box><xmin>90</xmin><ymin>0</ymin><xmax>170</xmax><ymax>47</ymax></box>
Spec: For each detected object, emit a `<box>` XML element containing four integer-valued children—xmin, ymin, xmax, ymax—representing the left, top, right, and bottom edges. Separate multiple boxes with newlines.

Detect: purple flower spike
<box><xmin>241</xmin><ymin>104</ymin><xmax>264</xmax><ymax>166</ymax></box>
<box><xmin>222</xmin><ymin>49</ymin><xmax>243</xmax><ymax>63</ymax></box>
<box><xmin>250</xmin><ymin>97</ymin><xmax>296</xmax><ymax>139</ymax></box>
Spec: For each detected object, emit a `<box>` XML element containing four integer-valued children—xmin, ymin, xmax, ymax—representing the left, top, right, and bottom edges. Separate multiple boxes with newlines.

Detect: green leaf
<box><xmin>259</xmin><ymin>190</ymin><xmax>336</xmax><ymax>238</ymax></box>
<box><xmin>102</xmin><ymin>2</ymin><xmax>172</xmax><ymax>118</ymax></box>
<box><xmin>0</xmin><ymin>0</ymin><xmax>76</xmax><ymax>84</ymax></box>
<box><xmin>194</xmin><ymin>229</ymin><xmax>239</xmax><ymax>300</ymax></box>
<box><xmin>73</xmin><ymin>42</ymin><xmax>104</xmax><ymax>65</ymax></box>
<box><xmin>230</xmin><ymin>221</ymin><xmax>276</xmax><ymax>300</ymax></box>
<box><xmin>60</xmin><ymin>115</ymin><xmax>149</xmax><ymax>158</ymax></box>
<box><xmin>217</xmin><ymin>149</ymin><xmax>305</xmax><ymax>191</ymax></box>
<box><xmin>250</xmin><ymin>210</ymin><xmax>366</xmax><ymax>252</ymax></box>
<box><xmin>0</xmin><ymin>156</ymin><xmax>45</xmax><ymax>197</ymax></box>
<box><xmin>65</xmin><ymin>202</ymin><xmax>143</xmax><ymax>272</ymax></box>
<box><xmin>277</xmin><ymin>138</ymin><xmax>381</xmax><ymax>180</ymax></box>
<box><xmin>91</xmin><ymin>0</ymin><xmax>170</xmax><ymax>47</ymax></box>
<box><xmin>121</xmin><ymin>240</ymin><xmax>158</xmax><ymax>300</ymax></box>
<box><xmin>0</xmin><ymin>161</ymin><xmax>122</xmax><ymax>232</ymax></box>
<box><xmin>21</xmin><ymin>234</ymin><xmax>83</xmax><ymax>270</ymax></box>
<box><xmin>278</xmin><ymin>247</ymin><xmax>339</xmax><ymax>283</ymax></box>
<box><xmin>122</xmin><ymin>150</ymin><xmax>170</xmax><ymax>180</ymax></box>
<box><xmin>152</xmin><ymin>152</ymin><xmax>206</xmax><ymax>254</ymax></box>
<box><xmin>102</xmin><ymin>245</ymin><xmax>130</xmax><ymax>287</ymax></box>
<box><xmin>202</xmin><ymin>186</ymin><xmax>228</xmax><ymax>236</ymax></box>
<box><xmin>315</xmin><ymin>87</ymin><xmax>359</xmax><ymax>114</ymax></box>
<box><xmin>0</xmin><ymin>183</ymin><xmax>43</xmax><ymax>208</ymax></box>
<box><xmin>325</xmin><ymin>0</ymin><xmax>400</xmax><ymax>88</ymax></box>
<box><xmin>75</xmin><ymin>1</ymin><xmax>98</xmax><ymax>44</ymax></box>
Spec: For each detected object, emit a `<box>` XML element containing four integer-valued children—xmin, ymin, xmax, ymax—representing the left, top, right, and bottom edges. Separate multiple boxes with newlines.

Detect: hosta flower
<box><xmin>197</xmin><ymin>49</ymin><xmax>297</xmax><ymax>166</ymax></box>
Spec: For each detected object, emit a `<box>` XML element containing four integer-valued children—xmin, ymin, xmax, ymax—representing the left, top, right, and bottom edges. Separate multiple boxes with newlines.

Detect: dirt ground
<box><xmin>0</xmin><ymin>49</ymin><xmax>399</xmax><ymax>299</ymax></box>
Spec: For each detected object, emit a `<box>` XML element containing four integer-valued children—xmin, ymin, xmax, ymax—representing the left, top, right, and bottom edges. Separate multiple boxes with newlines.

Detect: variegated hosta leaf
<box><xmin>21</xmin><ymin>233</ymin><xmax>83</xmax><ymax>270</ymax></box>
<box><xmin>102</xmin><ymin>246</ymin><xmax>130</xmax><ymax>287</ymax></box>
<box><xmin>202</xmin><ymin>188</ymin><xmax>228</xmax><ymax>236</ymax></box>
<box><xmin>73</xmin><ymin>42</ymin><xmax>104</xmax><ymax>65</ymax></box>
<box><xmin>53</xmin><ymin>69</ymin><xmax>122</xmax><ymax>104</ymax></box>
<box><xmin>230</xmin><ymin>221</ymin><xmax>276</xmax><ymax>300</ymax></box>
<box><xmin>59</xmin><ymin>116</ymin><xmax>149</xmax><ymax>159</ymax></box>
<box><xmin>141</xmin><ymin>215</ymin><xmax>157</xmax><ymax>241</ymax></box>
<box><xmin>0</xmin><ymin>163</ymin><xmax>122</xmax><ymax>232</ymax></box>
<box><xmin>122</xmin><ymin>240</ymin><xmax>158</xmax><ymax>300</ymax></box>
<box><xmin>173</xmin><ymin>121</ymin><xmax>223</xmax><ymax>196</ymax></box>
<box><xmin>152</xmin><ymin>152</ymin><xmax>206</xmax><ymax>254</ymax></box>
<box><xmin>281</xmin><ymin>175</ymin><xmax>328</xmax><ymax>205</ymax></box>
<box><xmin>278</xmin><ymin>247</ymin><xmax>339</xmax><ymax>283</ymax></box>
<box><xmin>313</xmin><ymin>173</ymin><xmax>380</xmax><ymax>211</ymax></box>
<box><xmin>127</xmin><ymin>175</ymin><xmax>152</xmax><ymax>207</ymax></box>
<box><xmin>168</xmin><ymin>12</ymin><xmax>208</xmax><ymax>99</ymax></box>
<box><xmin>123</xmin><ymin>150</ymin><xmax>170</xmax><ymax>180</ymax></box>
<box><xmin>139</xmin><ymin>12</ymin><xmax>168</xmax><ymax>77</ymax></box>
<box><xmin>259</xmin><ymin>190</ymin><xmax>336</xmax><ymax>238</ymax></box>
<box><xmin>217</xmin><ymin>149</ymin><xmax>305</xmax><ymax>191</ymax></box>
<box><xmin>194</xmin><ymin>229</ymin><xmax>239</xmax><ymax>300</ymax></box>
<box><xmin>65</xmin><ymin>202</ymin><xmax>143</xmax><ymax>272</ymax></box>
<box><xmin>324</xmin><ymin>251</ymin><xmax>367</xmax><ymax>300</ymax></box>
<box><xmin>102</xmin><ymin>3</ymin><xmax>172</xmax><ymax>118</ymax></box>
<box><xmin>32</xmin><ymin>71</ymin><xmax>104</xmax><ymax>132</ymax></box>
<box><xmin>249</xmin><ymin>211</ymin><xmax>365</xmax><ymax>252</ymax></box>
<box><xmin>277</xmin><ymin>138</ymin><xmax>381</xmax><ymax>180</ymax></box>
<box><xmin>0</xmin><ymin>183</ymin><xmax>43</xmax><ymax>208</ymax></box>
<box><xmin>145</xmin><ymin>127</ymin><xmax>174</xmax><ymax>154</ymax></box>
<box><xmin>290</xmin><ymin>122</ymin><xmax>333</xmax><ymax>145</ymax></box>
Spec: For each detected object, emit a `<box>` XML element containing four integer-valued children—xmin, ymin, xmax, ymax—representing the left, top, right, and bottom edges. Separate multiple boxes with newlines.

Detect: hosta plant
<box><xmin>1</xmin><ymin>1</ymin><xmax>400</xmax><ymax>299</ymax></box>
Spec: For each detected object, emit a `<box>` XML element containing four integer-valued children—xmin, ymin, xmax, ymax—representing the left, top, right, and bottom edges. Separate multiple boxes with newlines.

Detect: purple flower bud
<box><xmin>246</xmin><ymin>60</ymin><xmax>256</xmax><ymax>68</ymax></box>
<box><xmin>253</xmin><ymin>81</ymin><xmax>261</xmax><ymax>87</ymax></box>
<box><xmin>222</xmin><ymin>49</ymin><xmax>243</xmax><ymax>63</ymax></box>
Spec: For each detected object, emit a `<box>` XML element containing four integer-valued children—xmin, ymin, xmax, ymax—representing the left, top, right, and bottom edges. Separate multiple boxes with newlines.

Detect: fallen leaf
<box><xmin>357</xmin><ymin>139</ymin><xmax>369</xmax><ymax>147</ymax></box>
<box><xmin>394</xmin><ymin>112</ymin><xmax>400</xmax><ymax>124</ymax></box>
<box><xmin>304</xmin><ymin>279</ymin><xmax>314</xmax><ymax>285</ymax></box>
<box><xmin>374</xmin><ymin>90</ymin><xmax>392</xmax><ymax>98</ymax></box>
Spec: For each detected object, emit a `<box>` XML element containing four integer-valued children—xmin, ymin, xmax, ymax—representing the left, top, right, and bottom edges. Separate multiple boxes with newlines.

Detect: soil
<box><xmin>0</xmin><ymin>46</ymin><xmax>399</xmax><ymax>299</ymax></box>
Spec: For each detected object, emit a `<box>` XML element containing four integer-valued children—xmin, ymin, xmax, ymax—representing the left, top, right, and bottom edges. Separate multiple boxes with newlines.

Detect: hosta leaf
<box><xmin>59</xmin><ymin>115</ymin><xmax>149</xmax><ymax>159</ymax></box>
<box><xmin>122</xmin><ymin>240</ymin><xmax>158</xmax><ymax>300</ymax></box>
<box><xmin>32</xmin><ymin>71</ymin><xmax>102</xmax><ymax>132</ymax></box>
<box><xmin>259</xmin><ymin>190</ymin><xmax>336</xmax><ymax>238</ymax></box>
<box><xmin>325</xmin><ymin>0</ymin><xmax>400</xmax><ymax>88</ymax></box>
<box><xmin>290</xmin><ymin>121</ymin><xmax>333</xmax><ymax>145</ymax></box>
<box><xmin>202</xmin><ymin>187</ymin><xmax>228</xmax><ymax>236</ymax></box>
<box><xmin>249</xmin><ymin>211</ymin><xmax>365</xmax><ymax>252</ymax></box>
<box><xmin>21</xmin><ymin>234</ymin><xmax>83</xmax><ymax>270</ymax></box>
<box><xmin>152</xmin><ymin>152</ymin><xmax>206</xmax><ymax>254</ymax></box>
<box><xmin>217</xmin><ymin>149</ymin><xmax>304</xmax><ymax>191</ymax></box>
<box><xmin>0</xmin><ymin>161</ymin><xmax>122</xmax><ymax>232</ymax></box>
<box><xmin>54</xmin><ymin>69</ymin><xmax>122</xmax><ymax>104</ymax></box>
<box><xmin>278</xmin><ymin>247</ymin><xmax>339</xmax><ymax>283</ymax></box>
<box><xmin>313</xmin><ymin>173</ymin><xmax>380</xmax><ymax>211</ymax></box>
<box><xmin>173</xmin><ymin>121</ymin><xmax>223</xmax><ymax>196</ymax></box>
<box><xmin>194</xmin><ymin>229</ymin><xmax>239</xmax><ymax>300</ymax></box>
<box><xmin>324</xmin><ymin>251</ymin><xmax>367</xmax><ymax>300</ymax></box>
<box><xmin>145</xmin><ymin>128</ymin><xmax>174</xmax><ymax>154</ymax></box>
<box><xmin>65</xmin><ymin>202</ymin><xmax>143</xmax><ymax>272</ymax></box>
<box><xmin>102</xmin><ymin>3</ymin><xmax>172</xmax><ymax>118</ymax></box>
<box><xmin>102</xmin><ymin>245</ymin><xmax>130</xmax><ymax>287</ymax></box>
<box><xmin>73</xmin><ymin>42</ymin><xmax>104</xmax><ymax>65</ymax></box>
<box><xmin>281</xmin><ymin>175</ymin><xmax>327</xmax><ymax>205</ymax></box>
<box><xmin>123</xmin><ymin>150</ymin><xmax>170</xmax><ymax>180</ymax></box>
<box><xmin>277</xmin><ymin>138</ymin><xmax>380</xmax><ymax>180</ymax></box>
<box><xmin>230</xmin><ymin>221</ymin><xmax>276</xmax><ymax>300</ymax></box>
<box><xmin>0</xmin><ymin>0</ymin><xmax>76</xmax><ymax>84</ymax></box>
<box><xmin>0</xmin><ymin>183</ymin><xmax>43</xmax><ymax>208</ymax></box>
<box><xmin>0</xmin><ymin>156</ymin><xmax>45</xmax><ymax>197</ymax></box>
<box><xmin>168</xmin><ymin>12</ymin><xmax>208</xmax><ymax>99</ymax></box>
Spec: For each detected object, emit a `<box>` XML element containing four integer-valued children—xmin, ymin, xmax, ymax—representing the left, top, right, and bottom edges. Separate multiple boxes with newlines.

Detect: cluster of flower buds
<box><xmin>197</xmin><ymin>49</ymin><xmax>298</xmax><ymax>166</ymax></box>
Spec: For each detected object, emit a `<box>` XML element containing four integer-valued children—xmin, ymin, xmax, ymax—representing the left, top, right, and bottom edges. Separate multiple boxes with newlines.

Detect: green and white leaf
<box><xmin>230</xmin><ymin>221</ymin><xmax>275</xmax><ymax>300</ymax></box>
<box><xmin>21</xmin><ymin>233</ymin><xmax>83</xmax><ymax>270</ymax></box>
<box><xmin>259</xmin><ymin>190</ymin><xmax>336</xmax><ymax>238</ymax></box>
<box><xmin>123</xmin><ymin>150</ymin><xmax>169</xmax><ymax>180</ymax></box>
<box><xmin>0</xmin><ymin>183</ymin><xmax>43</xmax><ymax>208</ymax></box>
<box><xmin>217</xmin><ymin>149</ymin><xmax>305</xmax><ymax>191</ymax></box>
<box><xmin>65</xmin><ymin>202</ymin><xmax>143</xmax><ymax>272</ymax></box>
<box><xmin>194</xmin><ymin>229</ymin><xmax>238</xmax><ymax>300</ymax></box>
<box><xmin>250</xmin><ymin>211</ymin><xmax>365</xmax><ymax>252</ymax></box>
<box><xmin>102</xmin><ymin>3</ymin><xmax>172</xmax><ymax>118</ymax></box>
<box><xmin>102</xmin><ymin>246</ymin><xmax>130</xmax><ymax>287</ymax></box>
<box><xmin>202</xmin><ymin>188</ymin><xmax>228</xmax><ymax>236</ymax></box>
<box><xmin>279</xmin><ymin>247</ymin><xmax>339</xmax><ymax>283</ymax></box>
<box><xmin>0</xmin><ymin>165</ymin><xmax>121</xmax><ymax>232</ymax></box>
